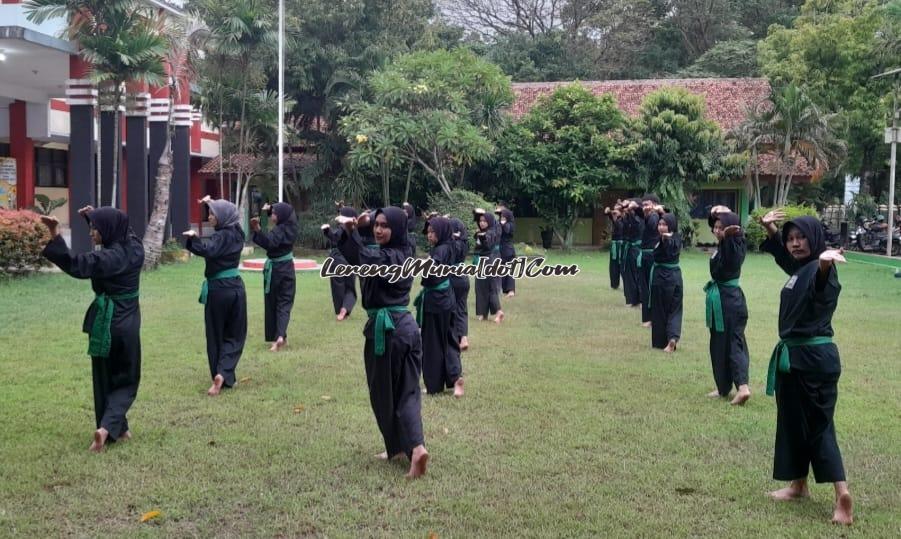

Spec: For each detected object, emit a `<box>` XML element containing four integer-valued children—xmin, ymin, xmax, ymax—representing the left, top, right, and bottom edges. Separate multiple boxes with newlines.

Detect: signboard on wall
<box><xmin>0</xmin><ymin>157</ymin><xmax>16</xmax><ymax>209</ymax></box>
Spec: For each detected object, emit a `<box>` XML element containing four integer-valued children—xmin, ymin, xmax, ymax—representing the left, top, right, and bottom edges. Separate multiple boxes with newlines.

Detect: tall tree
<box><xmin>438</xmin><ymin>0</ymin><xmax>565</xmax><ymax>39</ymax></box>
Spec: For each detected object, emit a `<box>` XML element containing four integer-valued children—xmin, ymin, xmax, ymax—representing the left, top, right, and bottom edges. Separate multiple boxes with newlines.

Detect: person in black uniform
<box><xmin>251</xmin><ymin>202</ymin><xmax>297</xmax><ymax>352</ymax></box>
<box><xmin>705</xmin><ymin>206</ymin><xmax>751</xmax><ymax>405</ymax></box>
<box><xmin>473</xmin><ymin>208</ymin><xmax>504</xmax><ymax>323</ymax></box>
<box><xmin>649</xmin><ymin>211</ymin><xmax>682</xmax><ymax>352</ymax></box>
<box><xmin>417</xmin><ymin>216</ymin><xmax>464</xmax><ymax>397</ymax></box>
<box><xmin>41</xmin><ymin>206</ymin><xmax>144</xmax><ymax>452</ymax></box>
<box><xmin>449</xmin><ymin>217</ymin><xmax>471</xmax><ymax>351</ymax></box>
<box><xmin>183</xmin><ymin>197</ymin><xmax>247</xmax><ymax>396</ymax></box>
<box><xmin>621</xmin><ymin>199</ymin><xmax>644</xmax><ymax>308</ymax></box>
<box><xmin>322</xmin><ymin>206</ymin><xmax>359</xmax><ymax>321</ymax></box>
<box><xmin>496</xmin><ymin>206</ymin><xmax>516</xmax><ymax>297</ymax></box>
<box><xmin>758</xmin><ymin>210</ymin><xmax>853</xmax><ymax>525</ymax></box>
<box><xmin>605</xmin><ymin>201</ymin><xmax>624</xmax><ymax>290</ymax></box>
<box><xmin>639</xmin><ymin>194</ymin><xmax>661</xmax><ymax>327</ymax></box>
<box><xmin>332</xmin><ymin>206</ymin><xmax>429</xmax><ymax>478</ymax></box>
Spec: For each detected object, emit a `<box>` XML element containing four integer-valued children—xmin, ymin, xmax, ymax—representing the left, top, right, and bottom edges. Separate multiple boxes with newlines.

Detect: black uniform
<box><xmin>449</xmin><ymin>218</ymin><xmax>471</xmax><ymax>344</ymax></box>
<box><xmin>639</xmin><ymin>210</ymin><xmax>661</xmax><ymax>323</ymax></box>
<box><xmin>649</xmin><ymin>213</ymin><xmax>682</xmax><ymax>349</ymax></box>
<box><xmin>323</xmin><ymin>207</ymin><xmax>358</xmax><ymax>317</ymax></box>
<box><xmin>417</xmin><ymin>217</ymin><xmax>462</xmax><ymax>394</ymax></box>
<box><xmin>761</xmin><ymin>217</ymin><xmax>846</xmax><ymax>484</ymax></box>
<box><xmin>404</xmin><ymin>203</ymin><xmax>418</xmax><ymax>258</ymax></box>
<box><xmin>42</xmin><ymin>207</ymin><xmax>144</xmax><ymax>442</ymax></box>
<box><xmin>252</xmin><ymin>202</ymin><xmax>297</xmax><ymax>342</ymax></box>
<box><xmin>473</xmin><ymin>211</ymin><xmax>502</xmax><ymax>317</ymax></box>
<box><xmin>607</xmin><ymin>213</ymin><xmax>624</xmax><ymax>289</ymax></box>
<box><xmin>498</xmin><ymin>209</ymin><xmax>516</xmax><ymax>295</ymax></box>
<box><xmin>337</xmin><ymin>207</ymin><xmax>425</xmax><ymax>458</ymax></box>
<box><xmin>186</xmin><ymin>200</ymin><xmax>247</xmax><ymax>388</ymax></box>
<box><xmin>707</xmin><ymin>211</ymin><xmax>749</xmax><ymax>396</ymax></box>
<box><xmin>621</xmin><ymin>207</ymin><xmax>644</xmax><ymax>306</ymax></box>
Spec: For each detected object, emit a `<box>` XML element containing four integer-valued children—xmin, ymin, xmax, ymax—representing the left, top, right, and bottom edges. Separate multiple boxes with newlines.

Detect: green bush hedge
<box><xmin>0</xmin><ymin>209</ymin><xmax>50</xmax><ymax>278</ymax></box>
<box><xmin>425</xmin><ymin>188</ymin><xmax>495</xmax><ymax>253</ymax></box>
<box><xmin>745</xmin><ymin>205</ymin><xmax>819</xmax><ymax>251</ymax></box>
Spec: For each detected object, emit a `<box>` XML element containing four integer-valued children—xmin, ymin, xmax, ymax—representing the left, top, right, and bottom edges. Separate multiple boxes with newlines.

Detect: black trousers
<box><xmin>639</xmin><ymin>251</ymin><xmax>653</xmax><ymax>323</ymax></box>
<box><xmin>450</xmin><ymin>276</ymin><xmax>470</xmax><ymax>340</ymax></box>
<box><xmin>774</xmin><ymin>370</ymin><xmax>846</xmax><ymax>483</ymax></box>
<box><xmin>475</xmin><ymin>276</ymin><xmax>501</xmax><ymax>317</ymax></box>
<box><xmin>91</xmin><ymin>328</ymin><xmax>141</xmax><ymax>441</ymax></box>
<box><xmin>649</xmin><ymin>270</ymin><xmax>682</xmax><ymax>349</ymax></box>
<box><xmin>500</xmin><ymin>249</ymin><xmax>516</xmax><ymax>294</ymax></box>
<box><xmin>709</xmin><ymin>291</ymin><xmax>749</xmax><ymax>395</ymax></box>
<box><xmin>204</xmin><ymin>286</ymin><xmax>247</xmax><ymax>387</ymax></box>
<box><xmin>264</xmin><ymin>263</ymin><xmax>295</xmax><ymax>341</ymax></box>
<box><xmin>363</xmin><ymin>312</ymin><xmax>425</xmax><ymax>457</ymax></box>
<box><xmin>330</xmin><ymin>275</ymin><xmax>357</xmax><ymax>316</ymax></box>
<box><xmin>609</xmin><ymin>249</ymin><xmax>621</xmax><ymax>289</ymax></box>
<box><xmin>421</xmin><ymin>310</ymin><xmax>462</xmax><ymax>394</ymax></box>
<box><xmin>622</xmin><ymin>247</ymin><xmax>641</xmax><ymax>305</ymax></box>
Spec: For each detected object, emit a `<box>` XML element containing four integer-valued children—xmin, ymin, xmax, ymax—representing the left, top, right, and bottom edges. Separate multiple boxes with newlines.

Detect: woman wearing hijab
<box><xmin>251</xmin><ymin>202</ymin><xmax>297</xmax><ymax>351</ymax></box>
<box><xmin>473</xmin><ymin>208</ymin><xmax>504</xmax><ymax>323</ymax></box>
<box><xmin>183</xmin><ymin>196</ymin><xmax>247</xmax><ymax>396</ymax></box>
<box><xmin>449</xmin><ymin>217</ymin><xmax>471</xmax><ymax>351</ymax></box>
<box><xmin>403</xmin><ymin>202</ymin><xmax>418</xmax><ymax>258</ymax></box>
<box><xmin>705</xmin><ymin>206</ymin><xmax>751</xmax><ymax>405</ymax></box>
<box><xmin>621</xmin><ymin>199</ymin><xmax>644</xmax><ymax>308</ymax></box>
<box><xmin>649</xmin><ymin>211</ymin><xmax>682</xmax><ymax>352</ymax></box>
<box><xmin>758</xmin><ymin>210</ymin><xmax>852</xmax><ymax>525</ymax></box>
<box><xmin>332</xmin><ymin>206</ymin><xmax>429</xmax><ymax>478</ymax></box>
<box><xmin>40</xmin><ymin>206</ymin><xmax>144</xmax><ymax>452</ymax></box>
<box><xmin>322</xmin><ymin>206</ymin><xmax>359</xmax><ymax>321</ymax></box>
<box><xmin>416</xmin><ymin>216</ymin><xmax>464</xmax><ymax>397</ymax></box>
<box><xmin>639</xmin><ymin>195</ymin><xmax>661</xmax><ymax>327</ymax></box>
<box><xmin>497</xmin><ymin>206</ymin><xmax>517</xmax><ymax>297</ymax></box>
<box><xmin>605</xmin><ymin>202</ymin><xmax>624</xmax><ymax>290</ymax></box>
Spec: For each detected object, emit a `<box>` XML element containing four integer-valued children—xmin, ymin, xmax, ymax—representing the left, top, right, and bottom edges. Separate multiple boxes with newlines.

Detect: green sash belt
<box><xmin>703</xmin><ymin>279</ymin><xmax>741</xmax><ymax>332</ymax></box>
<box><xmin>492</xmin><ymin>245</ymin><xmax>500</xmax><ymax>252</ymax></box>
<box><xmin>366</xmin><ymin>306</ymin><xmax>409</xmax><ymax>356</ymax></box>
<box><xmin>766</xmin><ymin>336</ymin><xmax>834</xmax><ymax>396</ymax></box>
<box><xmin>413</xmin><ymin>279</ymin><xmax>451</xmax><ymax>326</ymax></box>
<box><xmin>264</xmin><ymin>253</ymin><xmax>294</xmax><ymax>294</ymax></box>
<box><xmin>366</xmin><ymin>243</ymin><xmax>379</xmax><ymax>249</ymax></box>
<box><xmin>198</xmin><ymin>268</ymin><xmax>242</xmax><ymax>305</ymax></box>
<box><xmin>610</xmin><ymin>240</ymin><xmax>624</xmax><ymax>261</ymax></box>
<box><xmin>88</xmin><ymin>290</ymin><xmax>139</xmax><ymax>358</ymax></box>
<box><xmin>627</xmin><ymin>241</ymin><xmax>641</xmax><ymax>267</ymax></box>
<box><xmin>648</xmin><ymin>262</ymin><xmax>679</xmax><ymax>306</ymax></box>
<box><xmin>638</xmin><ymin>248</ymin><xmax>654</xmax><ymax>269</ymax></box>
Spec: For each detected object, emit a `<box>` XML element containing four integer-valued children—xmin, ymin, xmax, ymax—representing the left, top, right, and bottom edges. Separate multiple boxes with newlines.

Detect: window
<box><xmin>35</xmin><ymin>149</ymin><xmax>68</xmax><ymax>188</ymax></box>
<box><xmin>690</xmin><ymin>190</ymin><xmax>738</xmax><ymax>219</ymax></box>
<box><xmin>0</xmin><ymin>143</ymin><xmax>10</xmax><ymax>158</ymax></box>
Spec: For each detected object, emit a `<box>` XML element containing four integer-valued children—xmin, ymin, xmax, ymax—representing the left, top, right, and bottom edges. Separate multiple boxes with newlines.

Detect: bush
<box><xmin>426</xmin><ymin>188</ymin><xmax>495</xmax><ymax>252</ymax></box>
<box><xmin>745</xmin><ymin>205</ymin><xmax>819</xmax><ymax>251</ymax></box>
<box><xmin>0</xmin><ymin>209</ymin><xmax>50</xmax><ymax>277</ymax></box>
<box><xmin>159</xmin><ymin>239</ymin><xmax>189</xmax><ymax>265</ymax></box>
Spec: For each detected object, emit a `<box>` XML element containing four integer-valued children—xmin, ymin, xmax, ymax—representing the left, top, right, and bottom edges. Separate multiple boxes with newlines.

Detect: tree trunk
<box><xmin>142</xmin><ymin>138</ymin><xmax>173</xmax><ymax>269</ymax></box>
<box><xmin>403</xmin><ymin>164</ymin><xmax>413</xmax><ymax>203</ymax></box>
<box><xmin>381</xmin><ymin>160</ymin><xmax>390</xmax><ymax>206</ymax></box>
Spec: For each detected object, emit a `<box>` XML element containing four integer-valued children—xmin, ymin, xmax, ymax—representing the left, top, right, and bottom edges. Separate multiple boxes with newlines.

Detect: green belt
<box><xmin>638</xmin><ymin>248</ymin><xmax>654</xmax><ymax>269</ymax></box>
<box><xmin>366</xmin><ymin>306</ymin><xmax>409</xmax><ymax>356</ymax></box>
<box><xmin>264</xmin><ymin>252</ymin><xmax>294</xmax><ymax>294</ymax></box>
<box><xmin>88</xmin><ymin>290</ymin><xmax>139</xmax><ymax>358</ymax></box>
<box><xmin>610</xmin><ymin>240</ymin><xmax>624</xmax><ymax>261</ymax></box>
<box><xmin>366</xmin><ymin>243</ymin><xmax>379</xmax><ymax>249</ymax></box>
<box><xmin>648</xmin><ymin>262</ymin><xmax>679</xmax><ymax>306</ymax></box>
<box><xmin>198</xmin><ymin>267</ymin><xmax>242</xmax><ymax>304</ymax></box>
<box><xmin>703</xmin><ymin>279</ymin><xmax>741</xmax><ymax>332</ymax></box>
<box><xmin>766</xmin><ymin>337</ymin><xmax>834</xmax><ymax>396</ymax></box>
<box><xmin>413</xmin><ymin>279</ymin><xmax>451</xmax><ymax>326</ymax></box>
<box><xmin>492</xmin><ymin>245</ymin><xmax>500</xmax><ymax>252</ymax></box>
<box><xmin>627</xmin><ymin>241</ymin><xmax>641</xmax><ymax>267</ymax></box>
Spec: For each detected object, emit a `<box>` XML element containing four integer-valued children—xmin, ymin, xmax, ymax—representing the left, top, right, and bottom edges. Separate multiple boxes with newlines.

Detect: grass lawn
<box><xmin>1</xmin><ymin>249</ymin><xmax>900</xmax><ymax>537</ymax></box>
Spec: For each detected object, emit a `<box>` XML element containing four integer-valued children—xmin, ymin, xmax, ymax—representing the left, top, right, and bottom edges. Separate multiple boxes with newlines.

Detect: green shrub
<box><xmin>425</xmin><ymin>188</ymin><xmax>495</xmax><ymax>253</ymax></box>
<box><xmin>745</xmin><ymin>205</ymin><xmax>819</xmax><ymax>251</ymax></box>
<box><xmin>0</xmin><ymin>209</ymin><xmax>50</xmax><ymax>278</ymax></box>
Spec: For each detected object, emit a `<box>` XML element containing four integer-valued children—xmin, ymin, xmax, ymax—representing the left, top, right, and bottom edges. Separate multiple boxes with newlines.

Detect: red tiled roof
<box><xmin>511</xmin><ymin>78</ymin><xmax>770</xmax><ymax>131</ymax></box>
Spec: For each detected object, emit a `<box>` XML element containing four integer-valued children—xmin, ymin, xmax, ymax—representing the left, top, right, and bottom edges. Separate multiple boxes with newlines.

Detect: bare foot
<box><xmin>405</xmin><ymin>445</ymin><xmax>429</xmax><ymax>478</ymax></box>
<box><xmin>494</xmin><ymin>311</ymin><xmax>505</xmax><ymax>324</ymax></box>
<box><xmin>506</xmin><ymin>291</ymin><xmax>515</xmax><ymax>298</ymax></box>
<box><xmin>208</xmin><ymin>374</ymin><xmax>224</xmax><ymax>396</ymax></box>
<box><xmin>89</xmin><ymin>428</ymin><xmax>108</xmax><ymax>453</ymax></box>
<box><xmin>663</xmin><ymin>339</ymin><xmax>677</xmax><ymax>353</ymax></box>
<box><xmin>375</xmin><ymin>451</ymin><xmax>405</xmax><ymax>461</ymax></box>
<box><xmin>269</xmin><ymin>337</ymin><xmax>286</xmax><ymax>352</ymax></box>
<box><xmin>832</xmin><ymin>490</ymin><xmax>853</xmax><ymax>525</ymax></box>
<box><xmin>460</xmin><ymin>336</ymin><xmax>469</xmax><ymax>351</ymax></box>
<box><xmin>641</xmin><ymin>321</ymin><xmax>652</xmax><ymax>328</ymax></box>
<box><xmin>730</xmin><ymin>385</ymin><xmax>751</xmax><ymax>406</ymax></box>
<box><xmin>476</xmin><ymin>315</ymin><xmax>485</xmax><ymax>321</ymax></box>
<box><xmin>119</xmin><ymin>431</ymin><xmax>132</xmax><ymax>442</ymax></box>
<box><xmin>768</xmin><ymin>480</ymin><xmax>810</xmax><ymax>501</ymax></box>
<box><xmin>337</xmin><ymin>308</ymin><xmax>347</xmax><ymax>321</ymax></box>
<box><xmin>707</xmin><ymin>390</ymin><xmax>723</xmax><ymax>399</ymax></box>
<box><xmin>453</xmin><ymin>378</ymin><xmax>465</xmax><ymax>398</ymax></box>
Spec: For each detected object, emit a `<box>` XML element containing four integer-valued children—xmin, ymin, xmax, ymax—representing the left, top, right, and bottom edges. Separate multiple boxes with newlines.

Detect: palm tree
<box><xmin>729</xmin><ymin>110</ymin><xmax>767</xmax><ymax>210</ymax></box>
<box><xmin>751</xmin><ymin>84</ymin><xmax>847</xmax><ymax>207</ymax></box>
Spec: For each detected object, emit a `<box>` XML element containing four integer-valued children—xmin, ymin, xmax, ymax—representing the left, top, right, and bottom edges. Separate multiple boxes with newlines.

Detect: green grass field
<box><xmin>1</xmin><ymin>249</ymin><xmax>900</xmax><ymax>538</ymax></box>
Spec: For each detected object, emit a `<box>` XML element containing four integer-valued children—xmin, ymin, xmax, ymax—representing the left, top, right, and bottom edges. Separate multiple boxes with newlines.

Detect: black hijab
<box><xmin>782</xmin><ymin>216</ymin><xmax>826</xmax><ymax>264</ymax></box>
<box><xmin>660</xmin><ymin>213</ymin><xmax>678</xmax><ymax>235</ymax></box>
<box><xmin>642</xmin><ymin>194</ymin><xmax>660</xmax><ymax>204</ymax></box>
<box><xmin>339</xmin><ymin>206</ymin><xmax>358</xmax><ymax>219</ymax></box>
<box><xmin>88</xmin><ymin>207</ymin><xmax>130</xmax><ymax>247</ymax></box>
<box><xmin>712</xmin><ymin>211</ymin><xmax>743</xmax><ymax>238</ymax></box>
<box><xmin>475</xmin><ymin>211</ymin><xmax>496</xmax><ymax>231</ymax></box>
<box><xmin>428</xmin><ymin>217</ymin><xmax>454</xmax><ymax>246</ymax></box>
<box><xmin>271</xmin><ymin>202</ymin><xmax>298</xmax><ymax>243</ymax></box>
<box><xmin>373</xmin><ymin>206</ymin><xmax>408</xmax><ymax>249</ymax></box>
<box><xmin>500</xmin><ymin>208</ymin><xmax>515</xmax><ymax>223</ymax></box>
